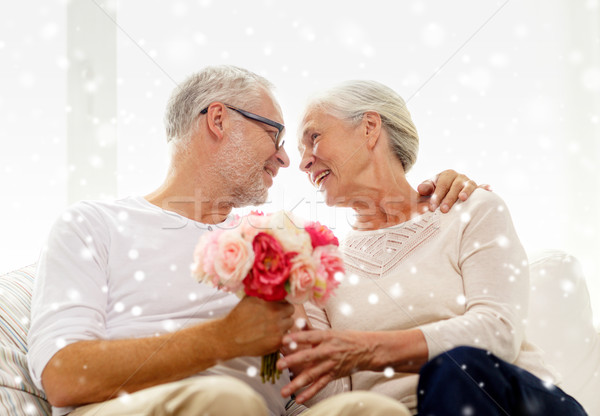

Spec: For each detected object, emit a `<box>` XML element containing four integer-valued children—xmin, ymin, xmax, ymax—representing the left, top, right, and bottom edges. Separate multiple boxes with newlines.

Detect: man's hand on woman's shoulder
<box><xmin>417</xmin><ymin>169</ymin><xmax>491</xmax><ymax>213</ymax></box>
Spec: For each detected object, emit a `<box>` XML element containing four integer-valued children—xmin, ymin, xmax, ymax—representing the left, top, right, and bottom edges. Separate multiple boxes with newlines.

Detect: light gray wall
<box><xmin>67</xmin><ymin>0</ymin><xmax>117</xmax><ymax>203</ymax></box>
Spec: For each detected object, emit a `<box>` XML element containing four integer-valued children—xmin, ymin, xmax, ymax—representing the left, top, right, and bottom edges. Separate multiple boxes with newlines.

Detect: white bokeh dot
<box><xmin>24</xmin><ymin>403</ymin><xmax>37</xmax><ymax>415</ymax></box>
<box><xmin>295</xmin><ymin>318</ymin><xmax>307</xmax><ymax>329</ymax></box>
<box><xmin>118</xmin><ymin>392</ymin><xmax>132</xmax><ymax>403</ymax></box>
<box><xmin>247</xmin><ymin>366</ymin><xmax>258</xmax><ymax>377</ymax></box>
<box><xmin>67</xmin><ymin>289</ymin><xmax>81</xmax><ymax>301</ymax></box>
<box><xmin>80</xmin><ymin>248</ymin><xmax>93</xmax><ymax>260</ymax></box>
<box><xmin>560</xmin><ymin>279</ymin><xmax>575</xmax><ymax>293</ymax></box>
<box><xmin>390</xmin><ymin>283</ymin><xmax>403</xmax><ymax>298</ymax></box>
<box><xmin>339</xmin><ymin>303</ymin><xmax>353</xmax><ymax>316</ymax></box>
<box><xmin>134</xmin><ymin>270</ymin><xmax>145</xmax><ymax>282</ymax></box>
<box><xmin>162</xmin><ymin>320</ymin><xmax>177</xmax><ymax>332</ymax></box>
<box><xmin>462</xmin><ymin>405</ymin><xmax>474</xmax><ymax>416</ymax></box>
<box><xmin>496</xmin><ymin>235</ymin><xmax>509</xmax><ymax>247</ymax></box>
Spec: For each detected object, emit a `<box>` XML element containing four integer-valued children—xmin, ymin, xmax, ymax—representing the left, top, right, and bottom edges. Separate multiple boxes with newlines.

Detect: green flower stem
<box><xmin>261</xmin><ymin>352</ymin><xmax>280</xmax><ymax>384</ymax></box>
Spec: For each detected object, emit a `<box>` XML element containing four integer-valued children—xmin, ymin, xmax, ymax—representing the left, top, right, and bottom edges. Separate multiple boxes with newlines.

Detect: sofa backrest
<box><xmin>527</xmin><ymin>250</ymin><xmax>600</xmax><ymax>415</ymax></box>
<box><xmin>0</xmin><ymin>265</ymin><xmax>51</xmax><ymax>415</ymax></box>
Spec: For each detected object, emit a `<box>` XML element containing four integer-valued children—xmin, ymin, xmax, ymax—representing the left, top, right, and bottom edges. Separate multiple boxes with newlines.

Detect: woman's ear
<box><xmin>363</xmin><ymin>111</ymin><xmax>382</xmax><ymax>150</ymax></box>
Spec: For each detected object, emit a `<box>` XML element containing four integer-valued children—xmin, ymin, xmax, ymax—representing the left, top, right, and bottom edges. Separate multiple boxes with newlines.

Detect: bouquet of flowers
<box><xmin>191</xmin><ymin>210</ymin><xmax>344</xmax><ymax>383</ymax></box>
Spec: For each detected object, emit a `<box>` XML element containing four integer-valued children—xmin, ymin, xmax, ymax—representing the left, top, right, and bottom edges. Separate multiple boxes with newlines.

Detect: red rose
<box><xmin>304</xmin><ymin>221</ymin><xmax>339</xmax><ymax>248</ymax></box>
<box><xmin>243</xmin><ymin>232</ymin><xmax>293</xmax><ymax>301</ymax></box>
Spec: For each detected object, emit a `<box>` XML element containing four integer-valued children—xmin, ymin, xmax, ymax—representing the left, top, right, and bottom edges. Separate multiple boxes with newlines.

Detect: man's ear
<box><xmin>205</xmin><ymin>103</ymin><xmax>229</xmax><ymax>141</ymax></box>
<box><xmin>363</xmin><ymin>111</ymin><xmax>382</xmax><ymax>150</ymax></box>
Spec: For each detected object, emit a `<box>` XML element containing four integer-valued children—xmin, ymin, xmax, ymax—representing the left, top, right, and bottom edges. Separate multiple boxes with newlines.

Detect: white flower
<box><xmin>267</xmin><ymin>211</ymin><xmax>312</xmax><ymax>255</ymax></box>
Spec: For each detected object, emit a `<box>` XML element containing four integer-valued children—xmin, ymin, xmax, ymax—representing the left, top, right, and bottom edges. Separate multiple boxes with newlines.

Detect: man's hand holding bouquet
<box><xmin>192</xmin><ymin>211</ymin><xmax>344</xmax><ymax>383</ymax></box>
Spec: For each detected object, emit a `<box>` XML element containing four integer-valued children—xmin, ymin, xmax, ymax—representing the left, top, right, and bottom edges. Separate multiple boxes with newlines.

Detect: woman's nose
<box><xmin>299</xmin><ymin>150</ymin><xmax>314</xmax><ymax>172</ymax></box>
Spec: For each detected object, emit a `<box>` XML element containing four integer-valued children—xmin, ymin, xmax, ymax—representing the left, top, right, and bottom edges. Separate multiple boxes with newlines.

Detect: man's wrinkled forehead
<box><xmin>259</xmin><ymin>88</ymin><xmax>285</xmax><ymax>125</ymax></box>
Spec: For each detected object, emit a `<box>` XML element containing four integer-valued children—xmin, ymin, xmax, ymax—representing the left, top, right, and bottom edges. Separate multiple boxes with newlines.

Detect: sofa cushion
<box><xmin>0</xmin><ymin>265</ymin><xmax>51</xmax><ymax>415</ymax></box>
<box><xmin>527</xmin><ymin>250</ymin><xmax>600</xmax><ymax>415</ymax></box>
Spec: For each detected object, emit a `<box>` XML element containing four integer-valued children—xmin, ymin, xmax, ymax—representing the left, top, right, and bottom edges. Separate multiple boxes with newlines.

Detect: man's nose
<box><xmin>275</xmin><ymin>146</ymin><xmax>290</xmax><ymax>168</ymax></box>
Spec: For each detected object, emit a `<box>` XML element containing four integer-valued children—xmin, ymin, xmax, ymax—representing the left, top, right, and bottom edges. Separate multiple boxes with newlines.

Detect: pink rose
<box><xmin>285</xmin><ymin>253</ymin><xmax>317</xmax><ymax>304</ymax></box>
<box><xmin>244</xmin><ymin>232</ymin><xmax>292</xmax><ymax>301</ymax></box>
<box><xmin>192</xmin><ymin>229</ymin><xmax>223</xmax><ymax>283</ymax></box>
<box><xmin>239</xmin><ymin>212</ymin><xmax>270</xmax><ymax>243</ymax></box>
<box><xmin>213</xmin><ymin>231</ymin><xmax>255</xmax><ymax>292</ymax></box>
<box><xmin>304</xmin><ymin>221</ymin><xmax>339</xmax><ymax>248</ymax></box>
<box><xmin>312</xmin><ymin>245</ymin><xmax>344</xmax><ymax>307</ymax></box>
<box><xmin>218</xmin><ymin>215</ymin><xmax>242</xmax><ymax>230</ymax></box>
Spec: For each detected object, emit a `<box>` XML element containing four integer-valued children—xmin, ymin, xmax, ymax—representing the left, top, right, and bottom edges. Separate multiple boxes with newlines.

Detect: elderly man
<box><xmin>27</xmin><ymin>66</ymin><xmax>475</xmax><ymax>416</ymax></box>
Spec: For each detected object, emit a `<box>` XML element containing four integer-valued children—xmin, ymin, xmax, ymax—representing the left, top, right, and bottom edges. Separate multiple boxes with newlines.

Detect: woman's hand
<box><xmin>280</xmin><ymin>304</ymin><xmax>312</xmax><ymax>357</ymax></box>
<box><xmin>278</xmin><ymin>327</ymin><xmax>429</xmax><ymax>403</ymax></box>
<box><xmin>417</xmin><ymin>169</ymin><xmax>491</xmax><ymax>212</ymax></box>
<box><xmin>277</xmin><ymin>329</ymin><xmax>375</xmax><ymax>403</ymax></box>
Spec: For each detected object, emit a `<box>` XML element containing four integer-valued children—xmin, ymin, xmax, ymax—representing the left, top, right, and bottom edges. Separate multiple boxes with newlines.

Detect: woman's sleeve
<box><xmin>301</xmin><ymin>302</ymin><xmax>351</xmax><ymax>405</ymax></box>
<box><xmin>419</xmin><ymin>191</ymin><xmax>529</xmax><ymax>363</ymax></box>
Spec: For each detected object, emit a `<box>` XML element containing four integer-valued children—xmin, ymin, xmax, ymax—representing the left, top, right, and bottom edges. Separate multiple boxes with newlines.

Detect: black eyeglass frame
<box><xmin>200</xmin><ymin>103</ymin><xmax>285</xmax><ymax>150</ymax></box>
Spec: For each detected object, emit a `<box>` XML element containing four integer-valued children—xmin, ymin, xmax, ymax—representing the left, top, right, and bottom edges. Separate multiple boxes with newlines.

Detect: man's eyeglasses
<box><xmin>200</xmin><ymin>104</ymin><xmax>285</xmax><ymax>150</ymax></box>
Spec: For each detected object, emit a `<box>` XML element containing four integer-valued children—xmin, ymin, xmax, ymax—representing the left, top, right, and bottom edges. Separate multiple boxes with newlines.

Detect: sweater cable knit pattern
<box><xmin>342</xmin><ymin>211</ymin><xmax>441</xmax><ymax>279</ymax></box>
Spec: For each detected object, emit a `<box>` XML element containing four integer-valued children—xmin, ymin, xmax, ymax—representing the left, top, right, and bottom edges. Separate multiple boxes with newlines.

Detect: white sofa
<box><xmin>1</xmin><ymin>251</ymin><xmax>598</xmax><ymax>415</ymax></box>
<box><xmin>525</xmin><ymin>250</ymin><xmax>599</xmax><ymax>415</ymax></box>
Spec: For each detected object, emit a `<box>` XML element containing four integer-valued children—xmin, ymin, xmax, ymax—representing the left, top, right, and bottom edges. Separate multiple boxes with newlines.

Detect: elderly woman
<box><xmin>278</xmin><ymin>80</ymin><xmax>587</xmax><ymax>415</ymax></box>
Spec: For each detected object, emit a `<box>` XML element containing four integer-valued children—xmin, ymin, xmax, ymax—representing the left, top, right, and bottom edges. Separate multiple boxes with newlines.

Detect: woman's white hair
<box><xmin>305</xmin><ymin>80</ymin><xmax>419</xmax><ymax>172</ymax></box>
<box><xmin>164</xmin><ymin>65</ymin><xmax>275</xmax><ymax>144</ymax></box>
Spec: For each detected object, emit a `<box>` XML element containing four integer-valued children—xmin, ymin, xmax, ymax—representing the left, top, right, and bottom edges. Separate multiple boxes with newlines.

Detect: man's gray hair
<box><xmin>164</xmin><ymin>65</ymin><xmax>275</xmax><ymax>143</ymax></box>
<box><xmin>305</xmin><ymin>80</ymin><xmax>419</xmax><ymax>172</ymax></box>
